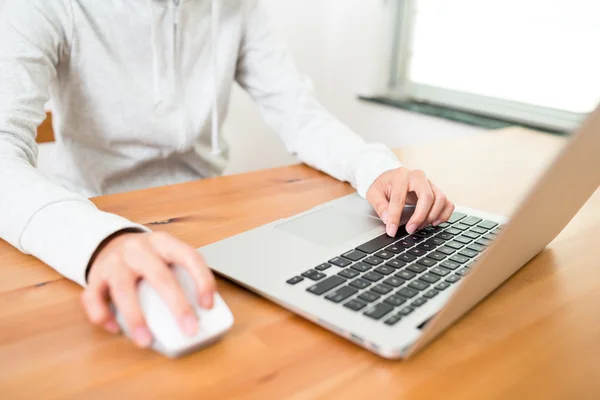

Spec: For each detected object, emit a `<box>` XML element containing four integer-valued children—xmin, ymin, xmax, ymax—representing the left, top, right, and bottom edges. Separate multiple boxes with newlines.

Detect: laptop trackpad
<box><xmin>275</xmin><ymin>207</ymin><xmax>381</xmax><ymax>247</ymax></box>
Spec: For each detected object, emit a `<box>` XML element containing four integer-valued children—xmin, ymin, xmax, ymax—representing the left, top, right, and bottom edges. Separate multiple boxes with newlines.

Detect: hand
<box><xmin>366</xmin><ymin>167</ymin><xmax>455</xmax><ymax>237</ymax></box>
<box><xmin>81</xmin><ymin>231</ymin><xmax>217</xmax><ymax>348</ymax></box>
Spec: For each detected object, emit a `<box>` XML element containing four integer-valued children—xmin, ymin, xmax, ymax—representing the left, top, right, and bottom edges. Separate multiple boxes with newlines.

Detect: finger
<box><xmin>426</xmin><ymin>183</ymin><xmax>448</xmax><ymax>226</ymax></box>
<box><xmin>81</xmin><ymin>280</ymin><xmax>120</xmax><ymax>334</ymax></box>
<box><xmin>406</xmin><ymin>172</ymin><xmax>435</xmax><ymax>234</ymax></box>
<box><xmin>109</xmin><ymin>269</ymin><xmax>152</xmax><ymax>348</ymax></box>
<box><xmin>129</xmin><ymin>244</ymin><xmax>198</xmax><ymax>337</ymax></box>
<box><xmin>366</xmin><ymin>183</ymin><xmax>391</xmax><ymax>224</ymax></box>
<box><xmin>385</xmin><ymin>175</ymin><xmax>409</xmax><ymax>237</ymax></box>
<box><xmin>433</xmin><ymin>201</ymin><xmax>455</xmax><ymax>226</ymax></box>
<box><xmin>151</xmin><ymin>233</ymin><xmax>217</xmax><ymax>310</ymax></box>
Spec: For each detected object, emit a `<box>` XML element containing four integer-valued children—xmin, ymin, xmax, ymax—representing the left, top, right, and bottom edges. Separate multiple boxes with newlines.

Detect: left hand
<box><xmin>366</xmin><ymin>167</ymin><xmax>455</xmax><ymax>237</ymax></box>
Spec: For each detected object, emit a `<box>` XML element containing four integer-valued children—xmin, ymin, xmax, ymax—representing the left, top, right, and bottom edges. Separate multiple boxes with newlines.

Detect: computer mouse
<box><xmin>114</xmin><ymin>265</ymin><xmax>234</xmax><ymax>358</ymax></box>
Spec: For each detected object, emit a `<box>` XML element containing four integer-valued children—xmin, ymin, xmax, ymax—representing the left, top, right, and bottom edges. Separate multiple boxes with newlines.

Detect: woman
<box><xmin>0</xmin><ymin>0</ymin><xmax>454</xmax><ymax>348</ymax></box>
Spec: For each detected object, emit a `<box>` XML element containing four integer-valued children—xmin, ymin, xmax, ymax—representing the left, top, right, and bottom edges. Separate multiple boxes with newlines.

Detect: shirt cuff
<box><xmin>20</xmin><ymin>200</ymin><xmax>151</xmax><ymax>287</ymax></box>
<box><xmin>352</xmin><ymin>144</ymin><xmax>402</xmax><ymax>198</ymax></box>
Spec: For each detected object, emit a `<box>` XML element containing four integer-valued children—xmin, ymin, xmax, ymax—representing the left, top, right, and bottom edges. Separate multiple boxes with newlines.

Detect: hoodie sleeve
<box><xmin>0</xmin><ymin>0</ymin><xmax>148</xmax><ymax>287</ymax></box>
<box><xmin>235</xmin><ymin>0</ymin><xmax>402</xmax><ymax>197</ymax></box>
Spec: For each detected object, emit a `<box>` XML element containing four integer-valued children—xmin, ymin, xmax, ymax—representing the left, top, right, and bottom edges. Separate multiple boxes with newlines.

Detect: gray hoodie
<box><xmin>0</xmin><ymin>0</ymin><xmax>401</xmax><ymax>286</ymax></box>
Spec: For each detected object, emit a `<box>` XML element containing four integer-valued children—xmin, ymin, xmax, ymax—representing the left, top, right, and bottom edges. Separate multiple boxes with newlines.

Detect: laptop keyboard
<box><xmin>285</xmin><ymin>212</ymin><xmax>502</xmax><ymax>326</ymax></box>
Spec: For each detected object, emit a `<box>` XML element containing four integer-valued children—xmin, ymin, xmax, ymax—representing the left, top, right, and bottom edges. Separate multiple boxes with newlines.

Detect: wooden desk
<box><xmin>2</xmin><ymin>128</ymin><xmax>599</xmax><ymax>398</ymax></box>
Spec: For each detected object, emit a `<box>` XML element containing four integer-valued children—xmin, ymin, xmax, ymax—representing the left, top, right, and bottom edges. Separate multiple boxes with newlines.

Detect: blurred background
<box><xmin>2</xmin><ymin>0</ymin><xmax>599</xmax><ymax>175</ymax></box>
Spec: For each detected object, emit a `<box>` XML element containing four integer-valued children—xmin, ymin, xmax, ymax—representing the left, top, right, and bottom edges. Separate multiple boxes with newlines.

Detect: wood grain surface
<box><xmin>1</xmin><ymin>128</ymin><xmax>599</xmax><ymax>399</ymax></box>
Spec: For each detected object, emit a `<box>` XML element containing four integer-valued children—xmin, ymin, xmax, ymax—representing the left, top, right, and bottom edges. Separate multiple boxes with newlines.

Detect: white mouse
<box><xmin>114</xmin><ymin>265</ymin><xmax>234</xmax><ymax>358</ymax></box>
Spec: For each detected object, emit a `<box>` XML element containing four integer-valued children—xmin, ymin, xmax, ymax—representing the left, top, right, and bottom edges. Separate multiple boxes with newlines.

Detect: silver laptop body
<box><xmin>199</xmin><ymin>106</ymin><xmax>600</xmax><ymax>359</ymax></box>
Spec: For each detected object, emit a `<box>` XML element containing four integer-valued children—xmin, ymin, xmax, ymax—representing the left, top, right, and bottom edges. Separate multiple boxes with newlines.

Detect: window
<box><xmin>389</xmin><ymin>0</ymin><xmax>600</xmax><ymax>131</ymax></box>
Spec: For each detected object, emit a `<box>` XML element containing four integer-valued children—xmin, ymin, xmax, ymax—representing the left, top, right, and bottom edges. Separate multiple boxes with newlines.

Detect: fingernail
<box><xmin>407</xmin><ymin>223</ymin><xmax>418</xmax><ymax>234</ymax></box>
<box><xmin>201</xmin><ymin>293</ymin><xmax>214</xmax><ymax>309</ymax></box>
<box><xmin>104</xmin><ymin>320</ymin><xmax>121</xmax><ymax>334</ymax></box>
<box><xmin>386</xmin><ymin>224</ymin><xmax>398</xmax><ymax>237</ymax></box>
<box><xmin>432</xmin><ymin>219</ymin><xmax>441</xmax><ymax>227</ymax></box>
<box><xmin>381</xmin><ymin>211</ymin><xmax>389</xmax><ymax>224</ymax></box>
<box><xmin>182</xmin><ymin>315</ymin><xmax>198</xmax><ymax>337</ymax></box>
<box><xmin>133</xmin><ymin>327</ymin><xmax>152</xmax><ymax>348</ymax></box>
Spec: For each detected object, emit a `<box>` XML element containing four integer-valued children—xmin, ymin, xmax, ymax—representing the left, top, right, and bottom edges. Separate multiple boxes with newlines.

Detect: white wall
<box><xmin>223</xmin><ymin>0</ymin><xmax>483</xmax><ymax>174</ymax></box>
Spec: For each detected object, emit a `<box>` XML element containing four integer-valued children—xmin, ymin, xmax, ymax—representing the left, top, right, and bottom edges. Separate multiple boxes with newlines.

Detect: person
<box><xmin>0</xmin><ymin>0</ymin><xmax>455</xmax><ymax>349</ymax></box>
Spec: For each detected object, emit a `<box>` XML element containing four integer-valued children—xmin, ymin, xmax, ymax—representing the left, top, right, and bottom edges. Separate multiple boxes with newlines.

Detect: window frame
<box><xmin>388</xmin><ymin>0</ymin><xmax>588</xmax><ymax>132</ymax></box>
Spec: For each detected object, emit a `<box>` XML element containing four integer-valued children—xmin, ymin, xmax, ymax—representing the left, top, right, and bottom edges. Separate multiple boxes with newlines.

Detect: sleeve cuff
<box><xmin>20</xmin><ymin>200</ymin><xmax>151</xmax><ymax>287</ymax></box>
<box><xmin>352</xmin><ymin>144</ymin><xmax>402</xmax><ymax>198</ymax></box>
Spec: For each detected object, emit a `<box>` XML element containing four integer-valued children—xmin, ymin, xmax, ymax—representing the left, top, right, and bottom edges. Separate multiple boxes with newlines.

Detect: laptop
<box><xmin>199</xmin><ymin>106</ymin><xmax>600</xmax><ymax>359</ymax></box>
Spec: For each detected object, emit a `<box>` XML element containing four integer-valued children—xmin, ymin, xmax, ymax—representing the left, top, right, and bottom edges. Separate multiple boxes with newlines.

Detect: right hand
<box><xmin>80</xmin><ymin>231</ymin><xmax>217</xmax><ymax>348</ymax></box>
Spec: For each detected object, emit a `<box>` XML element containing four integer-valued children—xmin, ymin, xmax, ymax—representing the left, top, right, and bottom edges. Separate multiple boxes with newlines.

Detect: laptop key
<box><xmin>302</xmin><ymin>270</ymin><xmax>326</xmax><ymax>281</ymax></box>
<box><xmin>307</xmin><ymin>275</ymin><xmax>346</xmax><ymax>295</ymax></box>
<box><xmin>384</xmin><ymin>315</ymin><xmax>402</xmax><ymax>326</ymax></box>
<box><xmin>325</xmin><ymin>286</ymin><xmax>358</xmax><ymax>303</ymax></box>
<box><xmin>437</xmin><ymin>233</ymin><xmax>454</xmax><ymax>240</ymax></box>
<box><xmin>453</xmin><ymin>223</ymin><xmax>470</xmax><ymax>231</ymax></box>
<box><xmin>425</xmin><ymin>237</ymin><xmax>445</xmax><ymax>246</ymax></box>
<box><xmin>447</xmin><ymin>212</ymin><xmax>466</xmax><ymax>223</ymax></box>
<box><xmin>444</xmin><ymin>228</ymin><xmax>462</xmax><ymax>236</ymax></box>
<box><xmin>437</xmin><ymin>222</ymin><xmax>451</xmax><ymax>228</ymax></box>
<box><xmin>356</xmin><ymin>233</ymin><xmax>398</xmax><ymax>254</ymax></box>
<box><xmin>329</xmin><ymin>257</ymin><xmax>352</xmax><ymax>268</ymax></box>
<box><xmin>435</xmin><ymin>282</ymin><xmax>451</xmax><ymax>291</ymax></box>
<box><xmin>396</xmin><ymin>239</ymin><xmax>416</xmax><ymax>248</ymax></box>
<box><xmin>411</xmin><ymin>297</ymin><xmax>428</xmax><ymax>308</ymax></box>
<box><xmin>408</xmin><ymin>235</ymin><xmax>425</xmax><ymax>242</ymax></box>
<box><xmin>423</xmin><ymin>289</ymin><xmax>439</xmax><ymax>299</ymax></box>
<box><xmin>397</xmin><ymin>253</ymin><xmax>417</xmax><ymax>263</ymax></box>
<box><xmin>415</xmin><ymin>230</ymin><xmax>433</xmax><ymax>238</ymax></box>
<box><xmin>407</xmin><ymin>248</ymin><xmax>427</xmax><ymax>257</ymax></box>
<box><xmin>492</xmin><ymin>227</ymin><xmax>503</xmax><ymax>234</ymax></box>
<box><xmin>467</xmin><ymin>244</ymin><xmax>486</xmax><ymax>253</ymax></box>
<box><xmin>417</xmin><ymin>258</ymin><xmax>437</xmax><ymax>267</ymax></box>
<box><xmin>385</xmin><ymin>245</ymin><xmax>403</xmax><ymax>254</ymax></box>
<box><xmin>371</xmin><ymin>284</ymin><xmax>394</xmax><ymax>295</ymax></box>
<box><xmin>338</xmin><ymin>268</ymin><xmax>360</xmax><ymax>279</ymax></box>
<box><xmin>483</xmin><ymin>234</ymin><xmax>496</xmax><ymax>241</ymax></box>
<box><xmin>406</xmin><ymin>264</ymin><xmax>427</xmax><ymax>273</ymax></box>
<box><xmin>384</xmin><ymin>277</ymin><xmax>404</xmax><ymax>287</ymax></box>
<box><xmin>342</xmin><ymin>249</ymin><xmax>368</xmax><ymax>261</ymax></box>
<box><xmin>478</xmin><ymin>220</ymin><xmax>498</xmax><ymax>230</ymax></box>
<box><xmin>417</xmin><ymin>242</ymin><xmax>437</xmax><ymax>251</ymax></box>
<box><xmin>461</xmin><ymin>216</ymin><xmax>482</xmax><ymax>226</ymax></box>
<box><xmin>385</xmin><ymin>259</ymin><xmax>406</xmax><ymax>269</ymax></box>
<box><xmin>454</xmin><ymin>236</ymin><xmax>472</xmax><ymax>244</ymax></box>
<box><xmin>397</xmin><ymin>306</ymin><xmax>414</xmax><ymax>316</ymax></box>
<box><xmin>363</xmin><ymin>256</ymin><xmax>384</xmax><ymax>266</ymax></box>
<box><xmin>384</xmin><ymin>295</ymin><xmax>407</xmax><ymax>307</ymax></box>
<box><xmin>349</xmin><ymin>278</ymin><xmax>371</xmax><ymax>290</ymax></box>
<box><xmin>344</xmin><ymin>299</ymin><xmax>367</xmax><ymax>311</ymax></box>
<box><xmin>440</xmin><ymin>260</ymin><xmax>460</xmax><ymax>270</ymax></box>
<box><xmin>363</xmin><ymin>271</ymin><xmax>384</xmax><ymax>282</ymax></box>
<box><xmin>358</xmin><ymin>291</ymin><xmax>380</xmax><ymax>303</ymax></box>
<box><xmin>427</xmin><ymin>252</ymin><xmax>446</xmax><ymax>261</ymax></box>
<box><xmin>315</xmin><ymin>263</ymin><xmax>332</xmax><ymax>271</ymax></box>
<box><xmin>420</xmin><ymin>273</ymin><xmax>441</xmax><ymax>283</ymax></box>
<box><xmin>286</xmin><ymin>276</ymin><xmax>304</xmax><ymax>285</ymax></box>
<box><xmin>375</xmin><ymin>250</ymin><xmax>394</xmax><ymax>260</ymax></box>
<box><xmin>446</xmin><ymin>275</ymin><xmax>462</xmax><ymax>283</ymax></box>
<box><xmin>471</xmin><ymin>226</ymin><xmax>487</xmax><ymax>234</ymax></box>
<box><xmin>409</xmin><ymin>280</ymin><xmax>429</xmax><ymax>291</ymax></box>
<box><xmin>449</xmin><ymin>254</ymin><xmax>469</xmax><ymax>264</ymax></box>
<box><xmin>445</xmin><ymin>241</ymin><xmax>464</xmax><ymax>250</ymax></box>
<box><xmin>364</xmin><ymin>303</ymin><xmax>394</xmax><ymax>320</ymax></box>
<box><xmin>463</xmin><ymin>231</ymin><xmax>481</xmax><ymax>239</ymax></box>
<box><xmin>395</xmin><ymin>270</ymin><xmax>416</xmax><ymax>280</ymax></box>
<box><xmin>374</xmin><ymin>265</ymin><xmax>395</xmax><ymax>275</ymax></box>
<box><xmin>475</xmin><ymin>238</ymin><xmax>492</xmax><ymax>246</ymax></box>
<box><xmin>351</xmin><ymin>262</ymin><xmax>371</xmax><ymax>272</ymax></box>
<box><xmin>456</xmin><ymin>268</ymin><xmax>470</xmax><ymax>276</ymax></box>
<box><xmin>430</xmin><ymin>266</ymin><xmax>451</xmax><ymax>277</ymax></box>
<box><xmin>397</xmin><ymin>287</ymin><xmax>419</xmax><ymax>298</ymax></box>
<box><xmin>459</xmin><ymin>249</ymin><xmax>478</xmax><ymax>258</ymax></box>
<box><xmin>436</xmin><ymin>246</ymin><xmax>455</xmax><ymax>255</ymax></box>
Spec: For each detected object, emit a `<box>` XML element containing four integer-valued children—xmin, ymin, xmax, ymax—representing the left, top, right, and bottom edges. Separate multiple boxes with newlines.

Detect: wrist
<box><xmin>85</xmin><ymin>228</ymin><xmax>145</xmax><ymax>283</ymax></box>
